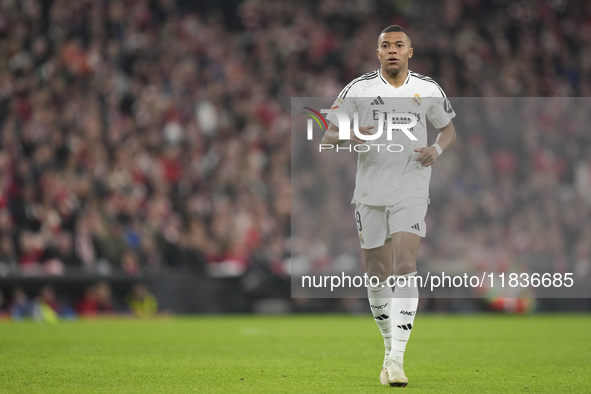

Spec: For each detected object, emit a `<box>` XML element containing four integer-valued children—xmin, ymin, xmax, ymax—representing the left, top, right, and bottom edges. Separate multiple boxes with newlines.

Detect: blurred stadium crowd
<box><xmin>1</xmin><ymin>0</ymin><xmax>591</xmax><ymax>311</ymax></box>
<box><xmin>0</xmin><ymin>281</ymin><xmax>157</xmax><ymax>319</ymax></box>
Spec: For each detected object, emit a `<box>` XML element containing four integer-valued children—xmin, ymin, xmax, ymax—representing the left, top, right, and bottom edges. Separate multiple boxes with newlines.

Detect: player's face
<box><xmin>376</xmin><ymin>32</ymin><xmax>413</xmax><ymax>74</ymax></box>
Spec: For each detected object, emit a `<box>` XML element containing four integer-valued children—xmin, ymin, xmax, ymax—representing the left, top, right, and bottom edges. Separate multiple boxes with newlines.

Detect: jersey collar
<box><xmin>379</xmin><ymin>69</ymin><xmax>411</xmax><ymax>86</ymax></box>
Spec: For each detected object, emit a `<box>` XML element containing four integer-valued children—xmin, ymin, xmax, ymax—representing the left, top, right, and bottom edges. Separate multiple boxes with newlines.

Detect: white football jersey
<box><xmin>325</xmin><ymin>69</ymin><xmax>455</xmax><ymax>206</ymax></box>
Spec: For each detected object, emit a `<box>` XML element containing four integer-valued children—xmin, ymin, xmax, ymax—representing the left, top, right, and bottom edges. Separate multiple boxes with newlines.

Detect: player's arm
<box><xmin>413</xmin><ymin>120</ymin><xmax>456</xmax><ymax>167</ymax></box>
<box><xmin>322</xmin><ymin>122</ymin><xmax>374</xmax><ymax>148</ymax></box>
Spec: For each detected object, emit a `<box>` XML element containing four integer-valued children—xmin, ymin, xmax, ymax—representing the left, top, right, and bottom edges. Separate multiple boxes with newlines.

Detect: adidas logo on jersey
<box><xmin>411</xmin><ymin>223</ymin><xmax>420</xmax><ymax>231</ymax></box>
<box><xmin>370</xmin><ymin>96</ymin><xmax>385</xmax><ymax>105</ymax></box>
<box><xmin>397</xmin><ymin>323</ymin><xmax>413</xmax><ymax>330</ymax></box>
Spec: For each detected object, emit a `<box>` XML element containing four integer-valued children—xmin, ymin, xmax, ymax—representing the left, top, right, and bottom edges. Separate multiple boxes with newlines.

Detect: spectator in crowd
<box><xmin>127</xmin><ymin>284</ymin><xmax>157</xmax><ymax>317</ymax></box>
<box><xmin>32</xmin><ymin>284</ymin><xmax>60</xmax><ymax>322</ymax></box>
<box><xmin>76</xmin><ymin>281</ymin><xmax>115</xmax><ymax>316</ymax></box>
<box><xmin>37</xmin><ymin>285</ymin><xmax>61</xmax><ymax>315</ymax></box>
<box><xmin>0</xmin><ymin>289</ymin><xmax>7</xmax><ymax>318</ymax></box>
<box><xmin>9</xmin><ymin>287</ymin><xmax>35</xmax><ymax>320</ymax></box>
<box><xmin>0</xmin><ymin>234</ymin><xmax>18</xmax><ymax>275</ymax></box>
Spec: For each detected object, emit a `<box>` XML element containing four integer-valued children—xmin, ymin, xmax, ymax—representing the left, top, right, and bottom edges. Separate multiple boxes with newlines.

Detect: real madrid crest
<box><xmin>412</xmin><ymin>93</ymin><xmax>422</xmax><ymax>107</ymax></box>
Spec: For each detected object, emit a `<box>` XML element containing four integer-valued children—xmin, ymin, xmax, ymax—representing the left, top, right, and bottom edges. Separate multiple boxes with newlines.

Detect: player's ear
<box><xmin>408</xmin><ymin>47</ymin><xmax>413</xmax><ymax>59</ymax></box>
<box><xmin>376</xmin><ymin>48</ymin><xmax>380</xmax><ymax>59</ymax></box>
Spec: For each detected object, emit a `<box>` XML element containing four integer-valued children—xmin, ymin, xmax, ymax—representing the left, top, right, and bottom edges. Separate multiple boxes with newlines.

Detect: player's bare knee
<box><xmin>394</xmin><ymin>258</ymin><xmax>416</xmax><ymax>275</ymax></box>
<box><xmin>367</xmin><ymin>265</ymin><xmax>389</xmax><ymax>282</ymax></box>
<box><xmin>366</xmin><ymin>260</ymin><xmax>390</xmax><ymax>282</ymax></box>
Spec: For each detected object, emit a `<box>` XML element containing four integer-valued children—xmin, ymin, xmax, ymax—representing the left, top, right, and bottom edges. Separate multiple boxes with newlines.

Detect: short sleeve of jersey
<box><xmin>325</xmin><ymin>84</ymin><xmax>358</xmax><ymax>126</ymax></box>
<box><xmin>426</xmin><ymin>85</ymin><xmax>455</xmax><ymax>129</ymax></box>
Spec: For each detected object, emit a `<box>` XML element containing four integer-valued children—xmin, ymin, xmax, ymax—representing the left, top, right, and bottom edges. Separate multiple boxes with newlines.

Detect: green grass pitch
<box><xmin>1</xmin><ymin>314</ymin><xmax>590</xmax><ymax>393</ymax></box>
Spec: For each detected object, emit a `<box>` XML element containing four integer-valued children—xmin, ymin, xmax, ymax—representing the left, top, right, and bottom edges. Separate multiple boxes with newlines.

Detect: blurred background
<box><xmin>0</xmin><ymin>0</ymin><xmax>590</xmax><ymax>319</ymax></box>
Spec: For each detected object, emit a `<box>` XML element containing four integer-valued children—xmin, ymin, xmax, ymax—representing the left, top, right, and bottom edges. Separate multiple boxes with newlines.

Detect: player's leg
<box><xmin>363</xmin><ymin>239</ymin><xmax>392</xmax><ymax>282</ymax></box>
<box><xmin>390</xmin><ymin>231</ymin><xmax>420</xmax><ymax>358</ymax></box>
<box><xmin>384</xmin><ymin>232</ymin><xmax>420</xmax><ymax>387</ymax></box>
<box><xmin>363</xmin><ymin>239</ymin><xmax>393</xmax><ymax>350</ymax></box>
<box><xmin>355</xmin><ymin>203</ymin><xmax>394</xmax><ymax>385</ymax></box>
<box><xmin>363</xmin><ymin>242</ymin><xmax>395</xmax><ymax>386</ymax></box>
<box><xmin>384</xmin><ymin>199</ymin><xmax>427</xmax><ymax>386</ymax></box>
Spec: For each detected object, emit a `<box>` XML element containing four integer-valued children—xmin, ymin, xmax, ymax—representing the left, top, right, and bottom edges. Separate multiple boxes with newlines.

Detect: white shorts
<box><xmin>354</xmin><ymin>198</ymin><xmax>429</xmax><ymax>249</ymax></box>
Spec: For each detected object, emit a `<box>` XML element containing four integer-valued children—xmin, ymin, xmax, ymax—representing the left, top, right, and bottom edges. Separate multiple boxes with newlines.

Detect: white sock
<box><xmin>389</xmin><ymin>272</ymin><xmax>419</xmax><ymax>361</ymax></box>
<box><xmin>367</xmin><ymin>279</ymin><xmax>394</xmax><ymax>361</ymax></box>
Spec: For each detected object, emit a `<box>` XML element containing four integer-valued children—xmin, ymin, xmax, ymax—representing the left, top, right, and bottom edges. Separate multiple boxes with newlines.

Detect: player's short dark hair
<box><xmin>380</xmin><ymin>25</ymin><xmax>411</xmax><ymax>44</ymax></box>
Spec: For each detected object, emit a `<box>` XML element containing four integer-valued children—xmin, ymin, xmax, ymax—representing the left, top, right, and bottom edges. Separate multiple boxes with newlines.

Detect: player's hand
<box><xmin>414</xmin><ymin>146</ymin><xmax>438</xmax><ymax>167</ymax></box>
<box><xmin>350</xmin><ymin>126</ymin><xmax>374</xmax><ymax>145</ymax></box>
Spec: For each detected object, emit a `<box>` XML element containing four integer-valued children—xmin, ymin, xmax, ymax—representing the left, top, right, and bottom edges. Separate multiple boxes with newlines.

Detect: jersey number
<box><xmin>356</xmin><ymin>211</ymin><xmax>362</xmax><ymax>231</ymax></box>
